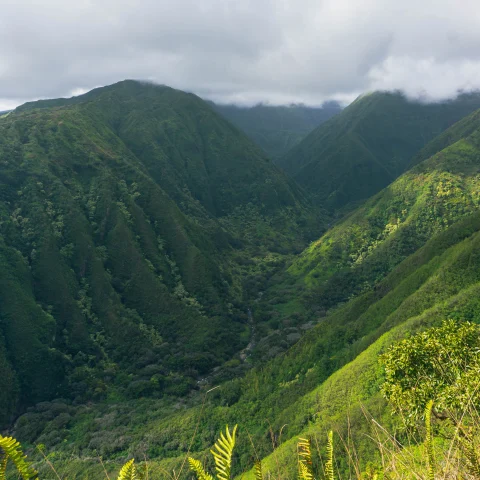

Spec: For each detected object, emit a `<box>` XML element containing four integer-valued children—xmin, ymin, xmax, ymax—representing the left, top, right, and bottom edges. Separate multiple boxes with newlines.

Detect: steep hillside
<box><xmin>412</xmin><ymin>107</ymin><xmax>480</xmax><ymax>166</ymax></box>
<box><xmin>211</xmin><ymin>102</ymin><xmax>341</xmax><ymax>160</ymax></box>
<box><xmin>13</xmin><ymin>95</ymin><xmax>480</xmax><ymax>479</ymax></box>
<box><xmin>17</xmin><ymin>81</ymin><xmax>308</xmax><ymax>220</ymax></box>
<box><xmin>278</xmin><ymin>112</ymin><xmax>480</xmax><ymax>315</ymax></box>
<box><xmin>0</xmin><ymin>80</ymin><xmax>316</xmax><ymax>426</ymax></box>
<box><xmin>280</xmin><ymin>91</ymin><xmax>480</xmax><ymax>211</ymax></box>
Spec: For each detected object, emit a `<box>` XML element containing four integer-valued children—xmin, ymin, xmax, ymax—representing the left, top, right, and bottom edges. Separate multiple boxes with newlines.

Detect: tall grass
<box><xmin>4</xmin><ymin>406</ymin><xmax>480</xmax><ymax>480</ymax></box>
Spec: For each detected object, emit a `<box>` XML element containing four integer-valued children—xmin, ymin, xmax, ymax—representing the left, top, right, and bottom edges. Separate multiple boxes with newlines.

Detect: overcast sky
<box><xmin>1</xmin><ymin>0</ymin><xmax>480</xmax><ymax>109</ymax></box>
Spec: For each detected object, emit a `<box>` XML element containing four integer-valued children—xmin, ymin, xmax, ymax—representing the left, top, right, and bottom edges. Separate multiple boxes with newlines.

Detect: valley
<box><xmin>211</xmin><ymin>102</ymin><xmax>342</xmax><ymax>160</ymax></box>
<box><xmin>1</xmin><ymin>80</ymin><xmax>480</xmax><ymax>479</ymax></box>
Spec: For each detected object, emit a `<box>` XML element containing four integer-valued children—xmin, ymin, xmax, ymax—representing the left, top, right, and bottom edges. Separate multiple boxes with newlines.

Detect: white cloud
<box><xmin>0</xmin><ymin>0</ymin><xmax>479</xmax><ymax>107</ymax></box>
<box><xmin>369</xmin><ymin>57</ymin><xmax>480</xmax><ymax>101</ymax></box>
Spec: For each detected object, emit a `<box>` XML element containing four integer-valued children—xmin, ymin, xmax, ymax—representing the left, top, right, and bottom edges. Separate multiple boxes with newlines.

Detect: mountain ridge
<box><xmin>279</xmin><ymin>90</ymin><xmax>480</xmax><ymax>211</ymax></box>
<box><xmin>0</xmin><ymin>80</ymin><xmax>318</xmax><ymax>426</ymax></box>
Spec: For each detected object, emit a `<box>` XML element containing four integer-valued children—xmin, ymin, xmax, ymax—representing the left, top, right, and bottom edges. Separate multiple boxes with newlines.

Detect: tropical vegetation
<box><xmin>1</xmin><ymin>80</ymin><xmax>480</xmax><ymax>480</ymax></box>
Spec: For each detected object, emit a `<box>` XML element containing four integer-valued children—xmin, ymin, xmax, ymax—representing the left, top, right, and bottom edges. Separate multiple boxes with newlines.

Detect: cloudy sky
<box><xmin>1</xmin><ymin>0</ymin><xmax>480</xmax><ymax>109</ymax></box>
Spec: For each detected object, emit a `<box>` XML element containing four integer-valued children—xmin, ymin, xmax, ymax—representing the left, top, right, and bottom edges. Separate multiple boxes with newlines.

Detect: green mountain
<box><xmin>279</xmin><ymin>91</ymin><xmax>480</xmax><ymax>211</ymax></box>
<box><xmin>0</xmin><ymin>80</ymin><xmax>317</xmax><ymax>426</ymax></box>
<box><xmin>211</xmin><ymin>102</ymin><xmax>341</xmax><ymax>160</ymax></box>
<box><xmin>11</xmin><ymin>95</ymin><xmax>480</xmax><ymax>479</ymax></box>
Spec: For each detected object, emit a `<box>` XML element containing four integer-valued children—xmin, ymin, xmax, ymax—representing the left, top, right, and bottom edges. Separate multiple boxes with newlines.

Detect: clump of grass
<box><xmin>5</xmin><ymin>409</ymin><xmax>480</xmax><ymax>480</ymax></box>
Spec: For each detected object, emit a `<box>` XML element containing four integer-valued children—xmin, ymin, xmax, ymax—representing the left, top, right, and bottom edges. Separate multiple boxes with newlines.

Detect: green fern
<box><xmin>254</xmin><ymin>460</ymin><xmax>263</xmax><ymax>480</ymax></box>
<box><xmin>117</xmin><ymin>459</ymin><xmax>138</xmax><ymax>480</ymax></box>
<box><xmin>0</xmin><ymin>454</ymin><xmax>7</xmax><ymax>480</ymax></box>
<box><xmin>325</xmin><ymin>431</ymin><xmax>335</xmax><ymax>480</ymax></box>
<box><xmin>299</xmin><ymin>461</ymin><xmax>314</xmax><ymax>480</ymax></box>
<box><xmin>0</xmin><ymin>435</ymin><xmax>37</xmax><ymax>480</ymax></box>
<box><xmin>298</xmin><ymin>437</ymin><xmax>314</xmax><ymax>480</ymax></box>
<box><xmin>210</xmin><ymin>425</ymin><xmax>237</xmax><ymax>480</ymax></box>
<box><xmin>189</xmin><ymin>425</ymin><xmax>237</xmax><ymax>480</ymax></box>
<box><xmin>188</xmin><ymin>458</ymin><xmax>214</xmax><ymax>480</ymax></box>
<box><xmin>424</xmin><ymin>400</ymin><xmax>435</xmax><ymax>480</ymax></box>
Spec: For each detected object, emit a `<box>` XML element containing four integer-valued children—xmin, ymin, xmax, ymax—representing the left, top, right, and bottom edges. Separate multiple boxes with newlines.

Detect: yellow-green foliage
<box><xmin>297</xmin><ymin>431</ymin><xmax>334</xmax><ymax>480</ymax></box>
<box><xmin>297</xmin><ymin>437</ymin><xmax>313</xmax><ymax>480</ymax></box>
<box><xmin>380</xmin><ymin>320</ymin><xmax>480</xmax><ymax>423</ymax></box>
<box><xmin>117</xmin><ymin>459</ymin><xmax>138</xmax><ymax>480</ymax></box>
<box><xmin>254</xmin><ymin>461</ymin><xmax>263</xmax><ymax>480</ymax></box>
<box><xmin>189</xmin><ymin>425</ymin><xmax>237</xmax><ymax>480</ymax></box>
<box><xmin>0</xmin><ymin>434</ymin><xmax>37</xmax><ymax>480</ymax></box>
<box><xmin>188</xmin><ymin>458</ymin><xmax>215</xmax><ymax>480</ymax></box>
<box><xmin>325</xmin><ymin>431</ymin><xmax>334</xmax><ymax>480</ymax></box>
<box><xmin>210</xmin><ymin>425</ymin><xmax>237</xmax><ymax>480</ymax></box>
<box><xmin>424</xmin><ymin>401</ymin><xmax>434</xmax><ymax>480</ymax></box>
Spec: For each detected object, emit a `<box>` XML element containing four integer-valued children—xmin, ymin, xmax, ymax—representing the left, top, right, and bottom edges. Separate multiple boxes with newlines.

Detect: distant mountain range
<box><xmin>210</xmin><ymin>101</ymin><xmax>342</xmax><ymax>159</ymax></box>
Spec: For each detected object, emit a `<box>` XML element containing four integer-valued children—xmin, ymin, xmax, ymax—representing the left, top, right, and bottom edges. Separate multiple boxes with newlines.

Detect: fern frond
<box><xmin>117</xmin><ymin>459</ymin><xmax>138</xmax><ymax>480</ymax></box>
<box><xmin>210</xmin><ymin>424</ymin><xmax>237</xmax><ymax>480</ymax></box>
<box><xmin>299</xmin><ymin>461</ymin><xmax>314</xmax><ymax>480</ymax></box>
<box><xmin>188</xmin><ymin>457</ymin><xmax>214</xmax><ymax>480</ymax></box>
<box><xmin>0</xmin><ymin>435</ymin><xmax>37</xmax><ymax>480</ymax></box>
<box><xmin>424</xmin><ymin>400</ymin><xmax>435</xmax><ymax>480</ymax></box>
<box><xmin>298</xmin><ymin>437</ymin><xmax>313</xmax><ymax>480</ymax></box>
<box><xmin>0</xmin><ymin>454</ymin><xmax>7</xmax><ymax>480</ymax></box>
<box><xmin>298</xmin><ymin>438</ymin><xmax>312</xmax><ymax>465</ymax></box>
<box><xmin>254</xmin><ymin>460</ymin><xmax>263</xmax><ymax>480</ymax></box>
<box><xmin>325</xmin><ymin>431</ymin><xmax>335</xmax><ymax>480</ymax></box>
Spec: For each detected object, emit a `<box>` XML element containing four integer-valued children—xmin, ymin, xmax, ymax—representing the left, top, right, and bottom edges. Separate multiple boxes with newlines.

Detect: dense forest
<box><xmin>1</xmin><ymin>80</ymin><xmax>480</xmax><ymax>479</ymax></box>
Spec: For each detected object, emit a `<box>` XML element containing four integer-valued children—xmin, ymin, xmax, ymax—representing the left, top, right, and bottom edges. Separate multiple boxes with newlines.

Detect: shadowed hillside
<box><xmin>280</xmin><ymin>91</ymin><xmax>480</xmax><ymax>211</ymax></box>
<box><xmin>211</xmin><ymin>102</ymin><xmax>341</xmax><ymax>160</ymax></box>
<box><xmin>0</xmin><ymin>80</ymin><xmax>319</xmax><ymax>426</ymax></box>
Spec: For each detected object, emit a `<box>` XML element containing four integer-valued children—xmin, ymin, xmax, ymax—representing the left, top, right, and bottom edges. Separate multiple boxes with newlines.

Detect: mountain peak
<box><xmin>14</xmin><ymin>79</ymin><xmax>184</xmax><ymax>113</ymax></box>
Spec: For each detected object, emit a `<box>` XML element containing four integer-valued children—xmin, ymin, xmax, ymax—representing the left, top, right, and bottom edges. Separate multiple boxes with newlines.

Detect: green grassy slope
<box><xmin>15</xmin><ymin>97</ymin><xmax>480</xmax><ymax>479</ymax></box>
<box><xmin>0</xmin><ymin>80</ymin><xmax>317</xmax><ymax>426</ymax></box>
<box><xmin>211</xmin><ymin>102</ymin><xmax>341</xmax><ymax>160</ymax></box>
<box><xmin>279</xmin><ymin>91</ymin><xmax>480</xmax><ymax>211</ymax></box>
<box><xmin>240</xmin><ymin>215</ymin><xmax>480</xmax><ymax>478</ymax></box>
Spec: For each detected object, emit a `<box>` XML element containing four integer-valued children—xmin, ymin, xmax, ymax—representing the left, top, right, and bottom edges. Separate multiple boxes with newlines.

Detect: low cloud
<box><xmin>1</xmin><ymin>0</ymin><xmax>480</xmax><ymax>109</ymax></box>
